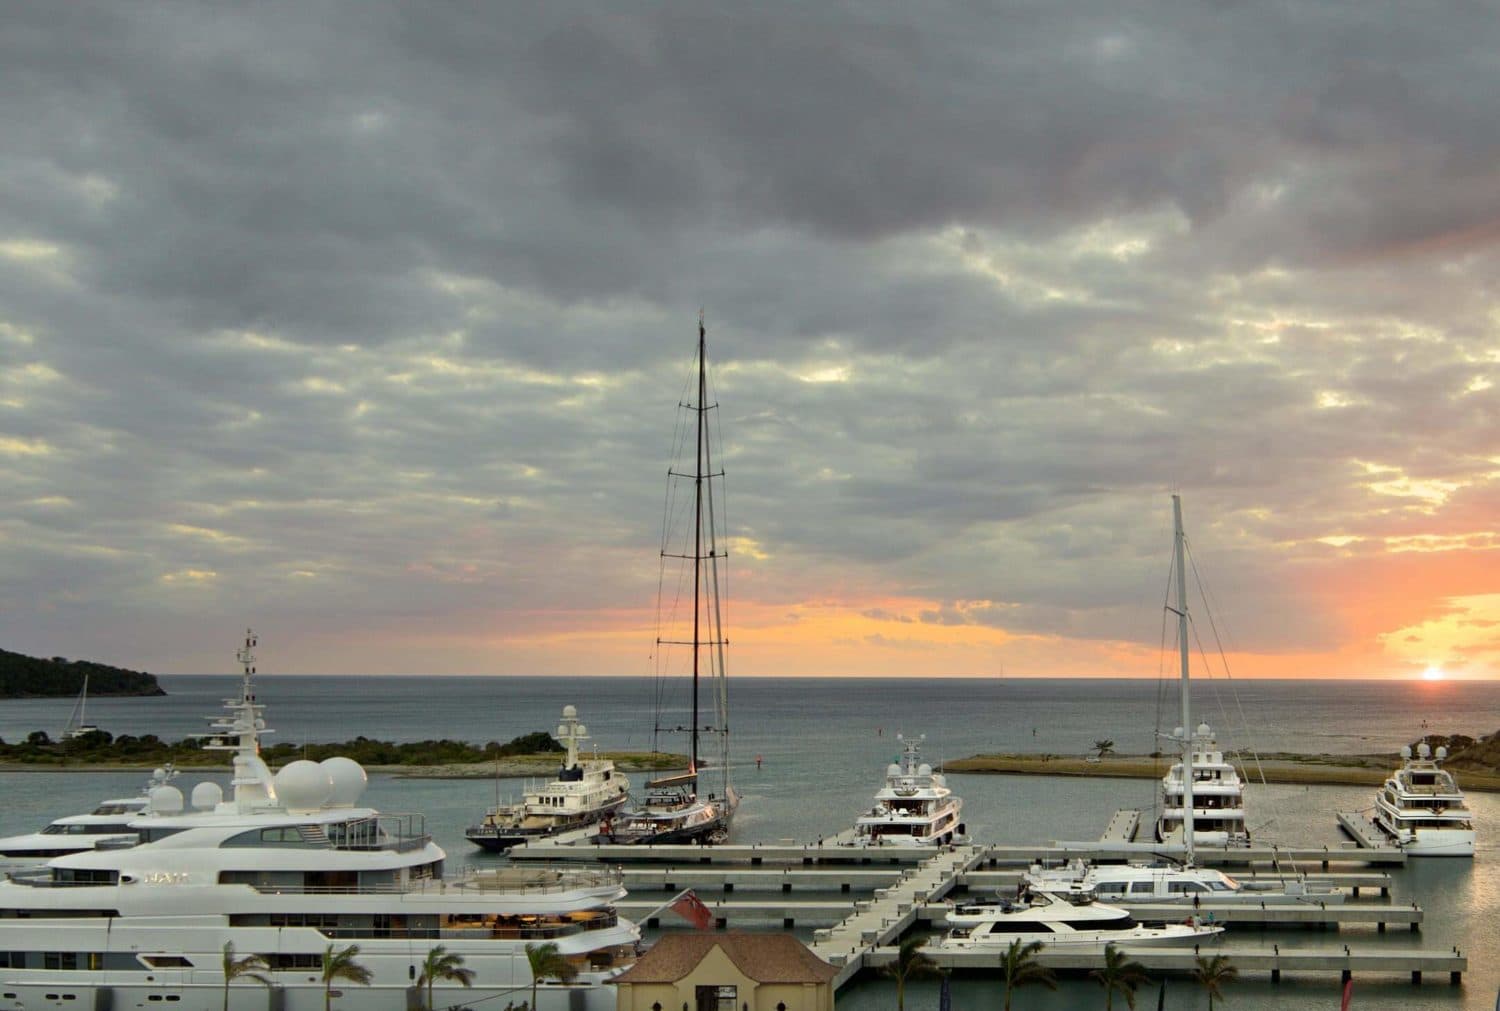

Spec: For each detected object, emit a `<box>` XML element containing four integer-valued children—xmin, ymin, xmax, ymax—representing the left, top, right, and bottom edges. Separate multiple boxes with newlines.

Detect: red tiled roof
<box><xmin>611</xmin><ymin>932</ymin><xmax>838</xmax><ymax>985</ymax></box>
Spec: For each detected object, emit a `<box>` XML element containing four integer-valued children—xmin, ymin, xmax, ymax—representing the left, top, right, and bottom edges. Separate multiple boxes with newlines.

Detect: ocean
<box><xmin>1</xmin><ymin>674</ymin><xmax>1497</xmax><ymax>1010</ymax></box>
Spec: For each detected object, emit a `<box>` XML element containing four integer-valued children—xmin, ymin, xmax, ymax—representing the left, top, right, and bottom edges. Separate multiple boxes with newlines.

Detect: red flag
<box><xmin>671</xmin><ymin>890</ymin><xmax>714</xmax><ymax>931</ymax></box>
<box><xmin>1340</xmin><ymin>978</ymin><xmax>1353</xmax><ymax>1011</ymax></box>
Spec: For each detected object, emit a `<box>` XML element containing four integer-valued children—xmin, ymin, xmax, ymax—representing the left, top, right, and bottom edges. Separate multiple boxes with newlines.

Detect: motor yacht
<box><xmin>1024</xmin><ymin>858</ymin><xmax>1344</xmax><ymax>906</ymax></box>
<box><xmin>0</xmin><ymin>766</ymin><xmax>175</xmax><ymax>860</ymax></box>
<box><xmin>937</xmin><ymin>889</ymin><xmax>1222</xmax><ymax>951</ymax></box>
<box><xmin>1370</xmin><ymin>742</ymin><xmax>1475</xmax><ymax>857</ymax></box>
<box><xmin>465</xmin><ymin>705</ymin><xmax>630</xmax><ymax>852</ymax></box>
<box><xmin>844</xmin><ymin>733</ymin><xmax>965</xmax><ymax>847</ymax></box>
<box><xmin>1156</xmin><ymin>724</ymin><xmax>1250</xmax><ymax>849</ymax></box>
<box><xmin>0</xmin><ymin>632</ymin><xmax>638</xmax><ymax>1010</ymax></box>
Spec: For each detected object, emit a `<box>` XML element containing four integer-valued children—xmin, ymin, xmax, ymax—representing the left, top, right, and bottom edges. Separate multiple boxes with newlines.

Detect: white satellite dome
<box><xmin>1436</xmin><ymin>746</ymin><xmax>1448</xmax><ymax>760</ymax></box>
<box><xmin>1417</xmin><ymin>743</ymin><xmax>1431</xmax><ymax>759</ymax></box>
<box><xmin>1401</xmin><ymin>745</ymin><xmax>1413</xmax><ymax>759</ymax></box>
<box><xmin>190</xmin><ymin>782</ymin><xmax>223</xmax><ymax>811</ymax></box>
<box><xmin>562</xmin><ymin>704</ymin><xmax>578</xmax><ymax>719</ymax></box>
<box><xmin>275</xmin><ymin>760</ymin><xmax>334</xmax><ymax>812</ymax></box>
<box><xmin>149</xmin><ymin>785</ymin><xmax>184</xmax><ymax>815</ymax></box>
<box><xmin>1196</xmin><ymin>723</ymin><xmax>1212</xmax><ymax>737</ymax></box>
<box><xmin>1173</xmin><ymin>726</ymin><xmax>1184</xmax><ymax>739</ymax></box>
<box><xmin>886</xmin><ymin>763</ymin><xmax>902</xmax><ymax>777</ymax></box>
<box><xmin>320</xmin><ymin>757</ymin><xmax>368</xmax><ymax>807</ymax></box>
<box><xmin>917</xmin><ymin>763</ymin><xmax>933</xmax><ymax>776</ymax></box>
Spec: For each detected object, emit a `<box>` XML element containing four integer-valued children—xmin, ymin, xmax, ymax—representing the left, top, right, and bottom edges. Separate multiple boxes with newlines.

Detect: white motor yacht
<box><xmin>1370</xmin><ymin>742</ymin><xmax>1475</xmax><ymax>857</ymax></box>
<box><xmin>0</xmin><ymin>766</ymin><xmax>175</xmax><ymax>860</ymax></box>
<box><xmin>465</xmin><ymin>705</ymin><xmax>630</xmax><ymax>852</ymax></box>
<box><xmin>1155</xmin><ymin>722</ymin><xmax>1250</xmax><ymax>848</ymax></box>
<box><xmin>844</xmin><ymin>733</ymin><xmax>965</xmax><ymax>847</ymax></box>
<box><xmin>938</xmin><ymin>890</ymin><xmax>1222</xmax><ymax>951</ymax></box>
<box><xmin>0</xmin><ymin>632</ymin><xmax>639</xmax><ymax>1010</ymax></box>
<box><xmin>1024</xmin><ymin>859</ymin><xmax>1344</xmax><ymax>906</ymax></box>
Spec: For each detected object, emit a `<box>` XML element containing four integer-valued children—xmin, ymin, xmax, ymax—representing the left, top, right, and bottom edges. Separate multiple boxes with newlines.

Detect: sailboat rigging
<box><xmin>61</xmin><ymin>674</ymin><xmax>100</xmax><ymax>740</ymax></box>
<box><xmin>610</xmin><ymin>315</ymin><xmax>737</xmax><ymax>844</ymax></box>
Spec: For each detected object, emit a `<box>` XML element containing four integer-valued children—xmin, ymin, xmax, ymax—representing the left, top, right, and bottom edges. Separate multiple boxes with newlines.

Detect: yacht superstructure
<box><xmin>0</xmin><ymin>767</ymin><xmax>174</xmax><ymax>860</ymax></box>
<box><xmin>1024</xmin><ymin>859</ymin><xmax>1342</xmax><ymax>906</ymax></box>
<box><xmin>845</xmin><ymin>733</ymin><xmax>965</xmax><ymax>847</ymax></box>
<box><xmin>1370</xmin><ymin>742</ymin><xmax>1475</xmax><ymax>857</ymax></box>
<box><xmin>0</xmin><ymin>631</ymin><xmax>638</xmax><ymax>1010</ymax></box>
<box><xmin>465</xmin><ymin>705</ymin><xmax>630</xmax><ymax>852</ymax></box>
<box><xmin>1155</xmin><ymin>722</ymin><xmax>1250</xmax><ymax>848</ymax></box>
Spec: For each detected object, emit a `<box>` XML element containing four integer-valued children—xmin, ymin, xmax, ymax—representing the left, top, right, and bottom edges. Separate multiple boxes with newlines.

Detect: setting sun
<box><xmin>1421</xmin><ymin>665</ymin><xmax>1446</xmax><ymax>681</ymax></box>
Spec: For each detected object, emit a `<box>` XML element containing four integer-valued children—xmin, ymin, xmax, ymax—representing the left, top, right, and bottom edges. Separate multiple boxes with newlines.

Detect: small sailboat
<box><xmin>61</xmin><ymin>674</ymin><xmax>100</xmax><ymax>740</ymax></box>
<box><xmin>609</xmin><ymin>315</ymin><xmax>738</xmax><ymax>845</ymax></box>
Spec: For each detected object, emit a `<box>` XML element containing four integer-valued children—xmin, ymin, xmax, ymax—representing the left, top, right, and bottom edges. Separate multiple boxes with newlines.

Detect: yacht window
<box><xmin>1129</xmin><ymin>881</ymin><xmax>1155</xmax><ymax>894</ymax></box>
<box><xmin>222</xmin><ymin>826</ymin><xmax>318</xmax><ymax>848</ymax></box>
<box><xmin>1095</xmin><ymin>884</ymin><xmax>1126</xmax><ymax>898</ymax></box>
<box><xmin>139</xmin><ymin>827</ymin><xmax>186</xmax><ymax>843</ymax></box>
<box><xmin>141</xmin><ymin>955</ymin><xmax>194</xmax><ymax>968</ymax></box>
<box><xmin>43</xmin><ymin>952</ymin><xmax>78</xmax><ymax>970</ymax></box>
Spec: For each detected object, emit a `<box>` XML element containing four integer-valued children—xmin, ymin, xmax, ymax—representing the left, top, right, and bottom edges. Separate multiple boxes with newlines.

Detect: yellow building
<box><xmin>611</xmin><ymin>932</ymin><xmax>837</xmax><ymax>1011</ymax></box>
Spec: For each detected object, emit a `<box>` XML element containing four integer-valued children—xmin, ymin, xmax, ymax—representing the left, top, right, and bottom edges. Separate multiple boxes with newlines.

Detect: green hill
<box><xmin>0</xmin><ymin>648</ymin><xmax>166</xmax><ymax>698</ymax></box>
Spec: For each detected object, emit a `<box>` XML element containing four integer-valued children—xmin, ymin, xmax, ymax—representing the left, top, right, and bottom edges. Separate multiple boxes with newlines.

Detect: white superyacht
<box><xmin>0</xmin><ymin>632</ymin><xmax>639</xmax><ymax>1010</ymax></box>
<box><xmin>1155</xmin><ymin>722</ymin><xmax>1250</xmax><ymax>848</ymax></box>
<box><xmin>465</xmin><ymin>705</ymin><xmax>630</xmax><ymax>852</ymax></box>
<box><xmin>0</xmin><ymin>766</ymin><xmax>176</xmax><ymax>860</ymax></box>
<box><xmin>937</xmin><ymin>890</ymin><xmax>1222</xmax><ymax>951</ymax></box>
<box><xmin>844</xmin><ymin>733</ymin><xmax>965</xmax><ymax>847</ymax></box>
<box><xmin>1370</xmin><ymin>742</ymin><xmax>1475</xmax><ymax>856</ymax></box>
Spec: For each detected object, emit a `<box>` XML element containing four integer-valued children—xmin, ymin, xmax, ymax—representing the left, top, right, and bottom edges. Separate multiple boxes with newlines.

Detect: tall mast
<box><xmin>1171</xmin><ymin>495</ymin><xmax>1195</xmax><ymax>866</ymax></box>
<box><xmin>690</xmin><ymin>314</ymin><xmax>706</xmax><ymax>777</ymax></box>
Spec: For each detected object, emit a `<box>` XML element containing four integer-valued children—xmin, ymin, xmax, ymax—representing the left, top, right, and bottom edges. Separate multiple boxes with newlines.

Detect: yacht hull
<box><xmin>1374</xmin><ymin>824</ymin><xmax>1475</xmax><ymax>856</ymax></box>
<box><xmin>940</xmin><ymin>924</ymin><xmax>1221</xmax><ymax>951</ymax></box>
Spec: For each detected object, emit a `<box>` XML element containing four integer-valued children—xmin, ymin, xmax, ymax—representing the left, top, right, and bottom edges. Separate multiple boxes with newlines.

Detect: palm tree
<box><xmin>879</xmin><ymin>935</ymin><xmax>943</xmax><ymax>1011</ymax></box>
<box><xmin>1192</xmin><ymin>953</ymin><xmax>1238</xmax><ymax>1011</ymax></box>
<box><xmin>221</xmin><ymin>942</ymin><xmax>272</xmax><ymax>1011</ymax></box>
<box><xmin>1090</xmin><ymin>943</ymin><xmax>1150</xmax><ymax>1011</ymax></box>
<box><xmin>322</xmin><ymin>943</ymin><xmax>374</xmax><ymax>1010</ymax></box>
<box><xmin>1093</xmin><ymin>739</ymin><xmax>1116</xmax><ymax>759</ymax></box>
<box><xmin>525</xmin><ymin>941</ymin><xmax>579</xmax><ymax>1011</ymax></box>
<box><xmin>417</xmin><ymin>944</ymin><xmax>476</xmax><ymax>1011</ymax></box>
<box><xmin>1000</xmin><ymin>938</ymin><xmax>1057</xmax><ymax>1011</ymax></box>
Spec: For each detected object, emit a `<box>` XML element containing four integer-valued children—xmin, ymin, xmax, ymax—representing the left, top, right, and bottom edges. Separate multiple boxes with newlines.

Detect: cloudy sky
<box><xmin>3</xmin><ymin>1</ymin><xmax>1498</xmax><ymax>680</ymax></box>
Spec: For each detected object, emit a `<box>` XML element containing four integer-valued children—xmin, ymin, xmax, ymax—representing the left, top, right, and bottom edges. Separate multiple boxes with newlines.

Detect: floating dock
<box><xmin>1337</xmin><ymin>811</ymin><xmax>1394</xmax><ymax>850</ymax></box>
<box><xmin>863</xmin><ymin>943</ymin><xmax>1466</xmax><ymax>985</ymax></box>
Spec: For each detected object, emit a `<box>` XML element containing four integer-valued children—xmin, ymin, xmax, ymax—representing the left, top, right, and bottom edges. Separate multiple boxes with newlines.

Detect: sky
<box><xmin>2</xmin><ymin>2</ymin><xmax>1499</xmax><ymax>680</ymax></box>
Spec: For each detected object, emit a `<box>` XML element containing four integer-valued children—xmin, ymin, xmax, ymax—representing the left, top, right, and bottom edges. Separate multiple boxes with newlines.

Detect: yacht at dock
<box><xmin>0</xmin><ymin>766</ymin><xmax>176</xmax><ymax>860</ymax></box>
<box><xmin>465</xmin><ymin>705</ymin><xmax>630</xmax><ymax>852</ymax></box>
<box><xmin>1369</xmin><ymin>742</ymin><xmax>1475</xmax><ymax>857</ymax></box>
<box><xmin>843</xmin><ymin>733</ymin><xmax>965</xmax><ymax>847</ymax></box>
<box><xmin>937</xmin><ymin>889</ymin><xmax>1222</xmax><ymax>951</ymax></box>
<box><xmin>0</xmin><ymin>631</ymin><xmax>638</xmax><ymax>1010</ymax></box>
<box><xmin>1155</xmin><ymin>722</ymin><xmax>1250</xmax><ymax>849</ymax></box>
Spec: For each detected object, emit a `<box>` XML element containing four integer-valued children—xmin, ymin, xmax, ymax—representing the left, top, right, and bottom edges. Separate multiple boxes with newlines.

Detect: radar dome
<box><xmin>191</xmin><ymin>782</ymin><xmax>223</xmax><ymax>811</ymax></box>
<box><xmin>274</xmin><ymin>760</ymin><xmax>334</xmax><ymax>812</ymax></box>
<box><xmin>562</xmin><ymin>704</ymin><xmax>578</xmax><ymax>718</ymax></box>
<box><xmin>149</xmin><ymin>785</ymin><xmax>184</xmax><ymax>815</ymax></box>
<box><xmin>1401</xmin><ymin>745</ymin><xmax>1412</xmax><ymax>759</ymax></box>
<box><xmin>153</xmin><ymin>767</ymin><xmax>167</xmax><ymax>780</ymax></box>
<box><xmin>1436</xmin><ymin>746</ymin><xmax>1448</xmax><ymax>760</ymax></box>
<box><xmin>1196</xmin><ymin>723</ymin><xmax>1212</xmax><ymax>736</ymax></box>
<box><xmin>320</xmin><ymin>757</ymin><xmax>368</xmax><ymax>807</ymax></box>
<box><xmin>1417</xmin><ymin>743</ymin><xmax>1431</xmax><ymax>759</ymax></box>
<box><xmin>886</xmin><ymin>763</ymin><xmax>902</xmax><ymax>777</ymax></box>
<box><xmin>917</xmin><ymin>763</ymin><xmax>933</xmax><ymax>776</ymax></box>
<box><xmin>1173</xmin><ymin>727</ymin><xmax>1184</xmax><ymax>739</ymax></box>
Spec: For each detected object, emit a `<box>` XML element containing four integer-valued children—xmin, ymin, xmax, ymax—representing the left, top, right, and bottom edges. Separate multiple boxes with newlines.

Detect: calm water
<box><xmin>1</xmin><ymin>675</ymin><xmax>1497</xmax><ymax>1009</ymax></box>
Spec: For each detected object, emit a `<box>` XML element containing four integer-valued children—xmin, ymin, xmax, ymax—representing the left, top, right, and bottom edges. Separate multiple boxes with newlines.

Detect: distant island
<box><xmin>948</xmin><ymin>730</ymin><xmax>1500</xmax><ymax>793</ymax></box>
<box><xmin>0</xmin><ymin>648</ymin><xmax>166</xmax><ymax>699</ymax></box>
<box><xmin>0</xmin><ymin>727</ymin><xmax>687</xmax><ymax>778</ymax></box>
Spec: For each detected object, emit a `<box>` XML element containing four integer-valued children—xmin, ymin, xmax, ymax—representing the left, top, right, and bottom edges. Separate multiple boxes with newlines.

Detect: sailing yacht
<box><xmin>609</xmin><ymin>316</ymin><xmax>737</xmax><ymax>846</ymax></box>
<box><xmin>60</xmin><ymin>674</ymin><xmax>100</xmax><ymax>740</ymax></box>
<box><xmin>464</xmin><ymin>705</ymin><xmax>630</xmax><ymax>852</ymax></box>
<box><xmin>844</xmin><ymin>733</ymin><xmax>965</xmax><ymax>847</ymax></box>
<box><xmin>0</xmin><ymin>632</ymin><xmax>639</xmax><ymax>1010</ymax></box>
<box><xmin>1153</xmin><ymin>496</ymin><xmax>1252</xmax><ymax>852</ymax></box>
<box><xmin>1369</xmin><ymin>742</ymin><xmax>1475</xmax><ymax>856</ymax></box>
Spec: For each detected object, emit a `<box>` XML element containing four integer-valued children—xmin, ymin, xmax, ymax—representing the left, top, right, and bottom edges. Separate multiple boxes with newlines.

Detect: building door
<box><xmin>696</xmin><ymin>984</ymin><xmax>737</xmax><ymax>1011</ymax></box>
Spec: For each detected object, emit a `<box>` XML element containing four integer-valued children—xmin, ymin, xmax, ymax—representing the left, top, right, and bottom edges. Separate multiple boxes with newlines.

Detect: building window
<box><xmin>695</xmin><ymin>985</ymin><xmax>736</xmax><ymax>1011</ymax></box>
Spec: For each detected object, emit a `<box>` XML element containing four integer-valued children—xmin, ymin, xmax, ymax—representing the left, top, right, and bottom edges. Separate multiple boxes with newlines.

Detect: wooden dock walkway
<box><xmin>863</xmin><ymin>943</ymin><xmax>1465</xmax><ymax>985</ymax></box>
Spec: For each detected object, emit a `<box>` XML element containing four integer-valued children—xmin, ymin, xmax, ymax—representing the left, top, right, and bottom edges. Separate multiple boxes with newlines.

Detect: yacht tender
<box><xmin>465</xmin><ymin>705</ymin><xmax>630</xmax><ymax>852</ymax></box>
<box><xmin>0</xmin><ymin>632</ymin><xmax>638</xmax><ymax>1010</ymax></box>
<box><xmin>1370</xmin><ymin>742</ymin><xmax>1475</xmax><ymax>857</ymax></box>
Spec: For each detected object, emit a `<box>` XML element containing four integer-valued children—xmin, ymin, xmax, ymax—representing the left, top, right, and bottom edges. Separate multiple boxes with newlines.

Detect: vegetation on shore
<box><xmin>0</xmin><ymin>647</ymin><xmax>166</xmax><ymax>698</ymax></box>
<box><xmin>949</xmin><ymin>730</ymin><xmax>1500</xmax><ymax>793</ymax></box>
